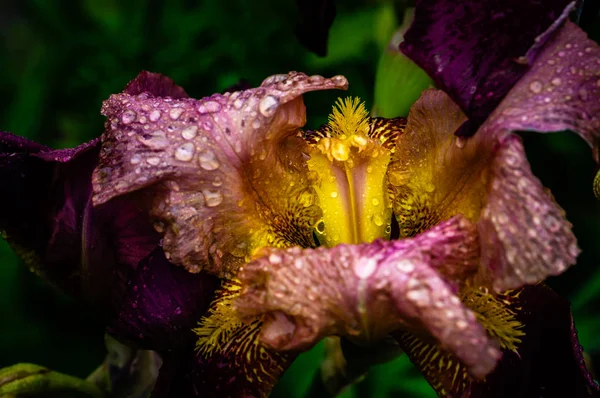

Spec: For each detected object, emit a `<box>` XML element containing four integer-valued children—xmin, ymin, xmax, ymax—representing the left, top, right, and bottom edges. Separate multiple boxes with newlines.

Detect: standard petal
<box><xmin>123</xmin><ymin>70</ymin><xmax>189</xmax><ymax>99</ymax></box>
<box><xmin>387</xmin><ymin>89</ymin><xmax>578</xmax><ymax>292</ymax></box>
<box><xmin>236</xmin><ymin>216</ymin><xmax>502</xmax><ymax>380</ymax></box>
<box><xmin>0</xmin><ymin>131</ymin><xmax>158</xmax><ymax>313</ymax></box>
<box><xmin>480</xmin><ymin>21</ymin><xmax>600</xmax><ymax>160</ymax></box>
<box><xmin>400</xmin><ymin>0</ymin><xmax>574</xmax><ymax>136</ymax></box>
<box><xmin>92</xmin><ymin>72</ymin><xmax>348</xmax><ymax>277</ymax></box>
<box><xmin>107</xmin><ymin>248</ymin><xmax>218</xmax><ymax>351</ymax></box>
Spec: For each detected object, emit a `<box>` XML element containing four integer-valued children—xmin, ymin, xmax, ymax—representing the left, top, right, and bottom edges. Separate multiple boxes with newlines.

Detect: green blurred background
<box><xmin>0</xmin><ymin>1</ymin><xmax>599</xmax><ymax>397</ymax></box>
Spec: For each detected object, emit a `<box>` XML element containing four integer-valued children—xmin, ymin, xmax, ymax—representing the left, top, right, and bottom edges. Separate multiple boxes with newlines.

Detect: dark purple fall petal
<box><xmin>400</xmin><ymin>0</ymin><xmax>574</xmax><ymax>136</ymax></box>
<box><xmin>236</xmin><ymin>216</ymin><xmax>502</xmax><ymax>380</ymax></box>
<box><xmin>295</xmin><ymin>0</ymin><xmax>336</xmax><ymax>57</ymax></box>
<box><xmin>467</xmin><ymin>285</ymin><xmax>600</xmax><ymax>397</ymax></box>
<box><xmin>389</xmin><ymin>89</ymin><xmax>578</xmax><ymax>293</ymax></box>
<box><xmin>152</xmin><ymin>337</ymin><xmax>294</xmax><ymax>397</ymax></box>
<box><xmin>107</xmin><ymin>248</ymin><xmax>218</xmax><ymax>351</ymax></box>
<box><xmin>92</xmin><ymin>72</ymin><xmax>347</xmax><ymax>278</ymax></box>
<box><xmin>0</xmin><ymin>131</ymin><xmax>158</xmax><ymax>314</ymax></box>
<box><xmin>480</xmin><ymin>21</ymin><xmax>600</xmax><ymax>161</ymax></box>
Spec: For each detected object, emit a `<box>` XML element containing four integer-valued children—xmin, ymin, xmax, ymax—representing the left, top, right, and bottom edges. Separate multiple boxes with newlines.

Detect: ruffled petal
<box><xmin>236</xmin><ymin>216</ymin><xmax>502</xmax><ymax>380</ymax></box>
<box><xmin>107</xmin><ymin>248</ymin><xmax>218</xmax><ymax>351</ymax></box>
<box><xmin>93</xmin><ymin>72</ymin><xmax>348</xmax><ymax>278</ymax></box>
<box><xmin>388</xmin><ymin>89</ymin><xmax>578</xmax><ymax>292</ymax></box>
<box><xmin>0</xmin><ymin>131</ymin><xmax>158</xmax><ymax>313</ymax></box>
<box><xmin>400</xmin><ymin>0</ymin><xmax>575</xmax><ymax>136</ymax></box>
<box><xmin>480</xmin><ymin>21</ymin><xmax>600</xmax><ymax>160</ymax></box>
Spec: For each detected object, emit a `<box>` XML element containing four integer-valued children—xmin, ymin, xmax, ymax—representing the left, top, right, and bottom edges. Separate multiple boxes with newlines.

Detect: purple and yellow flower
<box><xmin>1</xmin><ymin>0</ymin><xmax>600</xmax><ymax>397</ymax></box>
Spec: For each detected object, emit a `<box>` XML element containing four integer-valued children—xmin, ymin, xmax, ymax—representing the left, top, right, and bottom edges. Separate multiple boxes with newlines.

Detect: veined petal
<box><xmin>236</xmin><ymin>216</ymin><xmax>502</xmax><ymax>380</ymax></box>
<box><xmin>388</xmin><ymin>89</ymin><xmax>578</xmax><ymax>292</ymax></box>
<box><xmin>92</xmin><ymin>72</ymin><xmax>348</xmax><ymax>277</ymax></box>
<box><xmin>400</xmin><ymin>0</ymin><xmax>575</xmax><ymax>136</ymax></box>
<box><xmin>0</xmin><ymin>131</ymin><xmax>158</xmax><ymax>312</ymax></box>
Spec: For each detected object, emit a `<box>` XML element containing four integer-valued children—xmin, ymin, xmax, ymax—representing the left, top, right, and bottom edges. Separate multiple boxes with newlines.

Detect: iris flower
<box><xmin>1</xmin><ymin>0</ymin><xmax>600</xmax><ymax>397</ymax></box>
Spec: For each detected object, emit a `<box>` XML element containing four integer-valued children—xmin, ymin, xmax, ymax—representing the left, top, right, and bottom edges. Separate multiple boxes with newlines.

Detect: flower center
<box><xmin>305</xmin><ymin>97</ymin><xmax>396</xmax><ymax>246</ymax></box>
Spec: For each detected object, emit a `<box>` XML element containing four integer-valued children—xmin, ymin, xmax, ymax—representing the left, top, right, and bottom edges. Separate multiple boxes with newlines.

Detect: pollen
<box><xmin>328</xmin><ymin>97</ymin><xmax>370</xmax><ymax>138</ymax></box>
<box><xmin>460</xmin><ymin>286</ymin><xmax>524</xmax><ymax>352</ymax></box>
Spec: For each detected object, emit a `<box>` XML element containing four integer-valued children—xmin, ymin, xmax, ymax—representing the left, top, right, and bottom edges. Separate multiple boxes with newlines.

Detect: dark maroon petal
<box><xmin>123</xmin><ymin>71</ymin><xmax>189</xmax><ymax>99</ymax></box>
<box><xmin>400</xmin><ymin>0</ymin><xmax>574</xmax><ymax>136</ymax></box>
<box><xmin>108</xmin><ymin>248</ymin><xmax>218</xmax><ymax>351</ymax></box>
<box><xmin>467</xmin><ymin>285</ymin><xmax>600</xmax><ymax>397</ymax></box>
<box><xmin>295</xmin><ymin>0</ymin><xmax>336</xmax><ymax>57</ymax></box>
<box><xmin>0</xmin><ymin>131</ymin><xmax>159</xmax><ymax>314</ymax></box>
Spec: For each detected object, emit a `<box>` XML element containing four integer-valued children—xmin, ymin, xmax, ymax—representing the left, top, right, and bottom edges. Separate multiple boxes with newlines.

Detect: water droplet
<box><xmin>212</xmin><ymin>176</ymin><xmax>223</xmax><ymax>187</ymax></box>
<box><xmin>181</xmin><ymin>126</ymin><xmax>198</xmax><ymax>140</ymax></box>
<box><xmin>269</xmin><ymin>253</ymin><xmax>282</xmax><ymax>264</ymax></box>
<box><xmin>234</xmin><ymin>140</ymin><xmax>242</xmax><ymax>153</ymax></box>
<box><xmin>174</xmin><ymin>306</ymin><xmax>182</xmax><ymax>315</ymax></box>
<box><xmin>354</xmin><ymin>257</ymin><xmax>377</xmax><ymax>279</ymax></box>
<box><xmin>130</xmin><ymin>154</ymin><xmax>142</xmax><ymax>164</ymax></box>
<box><xmin>551</xmin><ymin>77</ymin><xmax>561</xmax><ymax>86</ymax></box>
<box><xmin>455</xmin><ymin>136</ymin><xmax>466</xmax><ymax>148</ymax></box>
<box><xmin>198</xmin><ymin>150</ymin><xmax>220</xmax><ymax>170</ymax></box>
<box><xmin>146</xmin><ymin>156</ymin><xmax>160</xmax><ymax>165</ymax></box>
<box><xmin>371</xmin><ymin>198</ymin><xmax>380</xmax><ymax>206</ymax></box>
<box><xmin>200</xmin><ymin>100</ymin><xmax>222</xmax><ymax>113</ymax></box>
<box><xmin>169</xmin><ymin>107</ymin><xmax>184</xmax><ymax>120</ymax></box>
<box><xmin>331</xmin><ymin>75</ymin><xmax>348</xmax><ymax>86</ymax></box>
<box><xmin>233</xmin><ymin>98</ymin><xmax>244</xmax><ymax>109</ymax></box>
<box><xmin>373</xmin><ymin>214</ymin><xmax>384</xmax><ymax>226</ymax></box>
<box><xmin>203</xmin><ymin>189</ymin><xmax>223</xmax><ymax>207</ymax></box>
<box><xmin>138</xmin><ymin>130</ymin><xmax>169</xmax><ymax>149</ymax></box>
<box><xmin>330</xmin><ymin>191</ymin><xmax>338</xmax><ymax>198</ymax></box>
<box><xmin>424</xmin><ymin>182</ymin><xmax>435</xmax><ymax>193</ymax></box>
<box><xmin>396</xmin><ymin>259</ymin><xmax>414</xmax><ymax>273</ymax></box>
<box><xmin>251</xmin><ymin>120</ymin><xmax>261</xmax><ymax>130</ymax></box>
<box><xmin>121</xmin><ymin>109</ymin><xmax>137</xmax><ymax>124</ymax></box>
<box><xmin>529</xmin><ymin>80</ymin><xmax>543</xmax><ymax>94</ymax></box>
<box><xmin>149</xmin><ymin>110</ymin><xmax>162</xmax><ymax>122</ymax></box>
<box><xmin>315</xmin><ymin>220</ymin><xmax>325</xmax><ymax>234</ymax></box>
<box><xmin>175</xmin><ymin>142</ymin><xmax>195</xmax><ymax>161</ymax></box>
<box><xmin>259</xmin><ymin>95</ymin><xmax>279</xmax><ymax>117</ymax></box>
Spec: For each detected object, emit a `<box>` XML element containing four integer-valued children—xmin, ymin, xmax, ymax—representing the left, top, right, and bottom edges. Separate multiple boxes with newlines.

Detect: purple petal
<box><xmin>92</xmin><ymin>72</ymin><xmax>348</xmax><ymax>278</ymax></box>
<box><xmin>236</xmin><ymin>216</ymin><xmax>501</xmax><ymax>380</ymax></box>
<box><xmin>0</xmin><ymin>131</ymin><xmax>159</xmax><ymax>313</ymax></box>
<box><xmin>388</xmin><ymin>89</ymin><xmax>578</xmax><ymax>292</ymax></box>
<box><xmin>123</xmin><ymin>71</ymin><xmax>189</xmax><ymax>99</ymax></box>
<box><xmin>467</xmin><ymin>285</ymin><xmax>600</xmax><ymax>397</ymax></box>
<box><xmin>108</xmin><ymin>248</ymin><xmax>218</xmax><ymax>351</ymax></box>
<box><xmin>400</xmin><ymin>0</ymin><xmax>574</xmax><ymax>136</ymax></box>
<box><xmin>480</xmin><ymin>21</ymin><xmax>600</xmax><ymax>160</ymax></box>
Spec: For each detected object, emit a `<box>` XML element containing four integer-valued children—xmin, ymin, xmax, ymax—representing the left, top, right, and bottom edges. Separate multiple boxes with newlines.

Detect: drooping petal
<box><xmin>92</xmin><ymin>72</ymin><xmax>348</xmax><ymax>278</ymax></box>
<box><xmin>388</xmin><ymin>89</ymin><xmax>578</xmax><ymax>292</ymax></box>
<box><xmin>395</xmin><ymin>285</ymin><xmax>600</xmax><ymax>397</ymax></box>
<box><xmin>466</xmin><ymin>284</ymin><xmax>600</xmax><ymax>397</ymax></box>
<box><xmin>107</xmin><ymin>248</ymin><xmax>218</xmax><ymax>351</ymax></box>
<box><xmin>0</xmin><ymin>132</ymin><xmax>158</xmax><ymax>312</ymax></box>
<box><xmin>236</xmin><ymin>216</ymin><xmax>502</xmax><ymax>380</ymax></box>
<box><xmin>400</xmin><ymin>0</ymin><xmax>575</xmax><ymax>136</ymax></box>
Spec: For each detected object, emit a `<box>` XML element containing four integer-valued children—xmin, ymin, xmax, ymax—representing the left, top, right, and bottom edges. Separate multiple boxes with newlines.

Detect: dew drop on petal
<box><xmin>121</xmin><ymin>110</ymin><xmax>137</xmax><ymax>124</ymax></box>
<box><xmin>175</xmin><ymin>142</ymin><xmax>195</xmax><ymax>162</ymax></box>
<box><xmin>529</xmin><ymin>80</ymin><xmax>543</xmax><ymax>94</ymax></box>
<box><xmin>259</xmin><ymin>95</ymin><xmax>279</xmax><ymax>117</ymax></box>
<box><xmin>169</xmin><ymin>107</ymin><xmax>184</xmax><ymax>120</ymax></box>
<box><xmin>146</xmin><ymin>156</ymin><xmax>160</xmax><ymax>166</ymax></box>
<box><xmin>198</xmin><ymin>150</ymin><xmax>220</xmax><ymax>170</ymax></box>
<box><xmin>149</xmin><ymin>110</ymin><xmax>162</xmax><ymax>122</ymax></box>
<box><xmin>181</xmin><ymin>126</ymin><xmax>198</xmax><ymax>140</ymax></box>
<box><xmin>203</xmin><ymin>189</ymin><xmax>223</xmax><ymax>207</ymax></box>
